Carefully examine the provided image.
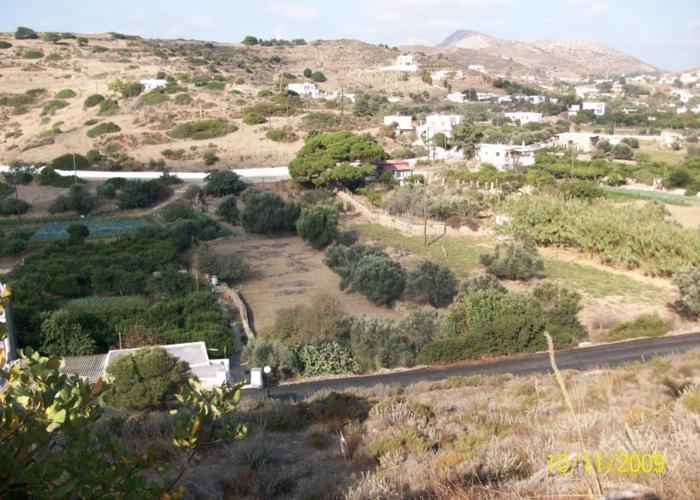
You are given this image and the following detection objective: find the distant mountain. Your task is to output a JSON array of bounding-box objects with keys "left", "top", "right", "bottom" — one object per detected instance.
[{"left": 428, "top": 29, "right": 658, "bottom": 77}]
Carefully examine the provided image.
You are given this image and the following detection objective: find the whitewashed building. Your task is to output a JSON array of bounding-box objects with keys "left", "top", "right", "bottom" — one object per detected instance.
[
  {"left": 583, "top": 101, "right": 606, "bottom": 116},
  {"left": 505, "top": 112, "right": 543, "bottom": 124},
  {"left": 568, "top": 104, "right": 581, "bottom": 117},
  {"left": 468, "top": 64, "right": 486, "bottom": 73},
  {"left": 447, "top": 91, "right": 466, "bottom": 103},
  {"left": 380, "top": 54, "right": 418, "bottom": 72},
  {"left": 383, "top": 115, "right": 413, "bottom": 131},
  {"left": 477, "top": 144, "right": 537, "bottom": 171},
  {"left": 418, "top": 114, "right": 464, "bottom": 140},
  {"left": 287, "top": 83, "right": 322, "bottom": 98},
  {"left": 140, "top": 79, "right": 168, "bottom": 92}
]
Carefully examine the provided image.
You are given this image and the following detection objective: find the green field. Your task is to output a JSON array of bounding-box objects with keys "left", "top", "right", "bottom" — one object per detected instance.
[
  {"left": 603, "top": 186, "right": 697, "bottom": 206},
  {"left": 354, "top": 223, "right": 661, "bottom": 299}
]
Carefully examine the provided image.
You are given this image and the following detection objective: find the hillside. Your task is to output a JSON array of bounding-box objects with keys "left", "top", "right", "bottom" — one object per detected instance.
[{"left": 432, "top": 29, "right": 658, "bottom": 77}]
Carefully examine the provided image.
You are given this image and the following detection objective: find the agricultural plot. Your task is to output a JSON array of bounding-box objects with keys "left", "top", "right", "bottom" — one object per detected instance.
[{"left": 30, "top": 217, "right": 151, "bottom": 241}]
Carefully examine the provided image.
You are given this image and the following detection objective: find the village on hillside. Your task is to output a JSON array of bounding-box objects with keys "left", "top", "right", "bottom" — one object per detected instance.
[{"left": 2, "top": 19, "right": 700, "bottom": 500}]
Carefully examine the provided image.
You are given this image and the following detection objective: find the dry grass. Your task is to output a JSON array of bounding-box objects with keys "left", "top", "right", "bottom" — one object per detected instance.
[{"left": 104, "top": 349, "right": 700, "bottom": 499}]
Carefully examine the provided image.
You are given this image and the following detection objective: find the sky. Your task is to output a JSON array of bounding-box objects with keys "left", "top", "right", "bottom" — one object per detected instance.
[{"left": 2, "top": 0, "right": 699, "bottom": 70}]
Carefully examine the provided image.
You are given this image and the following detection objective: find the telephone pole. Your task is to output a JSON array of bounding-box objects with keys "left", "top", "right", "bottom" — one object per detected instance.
[{"left": 423, "top": 173, "right": 428, "bottom": 246}]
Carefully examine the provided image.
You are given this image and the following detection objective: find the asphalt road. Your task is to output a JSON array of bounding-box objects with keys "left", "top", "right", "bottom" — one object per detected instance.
[{"left": 246, "top": 332, "right": 700, "bottom": 399}]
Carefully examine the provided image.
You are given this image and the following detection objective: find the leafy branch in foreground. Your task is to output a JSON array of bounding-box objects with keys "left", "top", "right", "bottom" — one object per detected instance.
[{"left": 0, "top": 349, "right": 247, "bottom": 498}]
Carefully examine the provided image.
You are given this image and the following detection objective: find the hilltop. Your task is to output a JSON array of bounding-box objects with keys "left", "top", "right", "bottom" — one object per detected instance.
[{"left": 416, "top": 29, "right": 659, "bottom": 77}]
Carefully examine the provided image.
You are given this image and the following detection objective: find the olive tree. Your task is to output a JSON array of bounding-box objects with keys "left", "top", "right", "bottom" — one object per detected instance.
[
  {"left": 674, "top": 266, "right": 700, "bottom": 317},
  {"left": 296, "top": 203, "right": 339, "bottom": 249},
  {"left": 404, "top": 260, "right": 458, "bottom": 307}
]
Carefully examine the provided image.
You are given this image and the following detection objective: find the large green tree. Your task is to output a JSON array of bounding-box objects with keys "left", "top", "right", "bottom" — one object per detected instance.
[
  {"left": 288, "top": 131, "right": 385, "bottom": 187},
  {"left": 404, "top": 260, "right": 458, "bottom": 307}
]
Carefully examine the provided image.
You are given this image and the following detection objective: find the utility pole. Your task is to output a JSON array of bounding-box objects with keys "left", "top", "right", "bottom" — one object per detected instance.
[{"left": 423, "top": 173, "right": 428, "bottom": 246}]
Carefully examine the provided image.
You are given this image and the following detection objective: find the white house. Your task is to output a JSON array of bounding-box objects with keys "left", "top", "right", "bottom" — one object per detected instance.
[
  {"left": 476, "top": 144, "right": 537, "bottom": 171},
  {"left": 476, "top": 92, "right": 499, "bottom": 101},
  {"left": 555, "top": 132, "right": 600, "bottom": 152},
  {"left": 447, "top": 92, "right": 466, "bottom": 103},
  {"left": 287, "top": 82, "right": 321, "bottom": 98},
  {"left": 418, "top": 114, "right": 464, "bottom": 140},
  {"left": 383, "top": 115, "right": 413, "bottom": 131},
  {"left": 140, "top": 79, "right": 168, "bottom": 92},
  {"left": 505, "top": 112, "right": 543, "bottom": 124},
  {"left": 381, "top": 54, "right": 418, "bottom": 72},
  {"left": 568, "top": 104, "right": 581, "bottom": 117},
  {"left": 377, "top": 159, "right": 416, "bottom": 181},
  {"left": 525, "top": 95, "right": 547, "bottom": 105},
  {"left": 61, "top": 341, "right": 232, "bottom": 389},
  {"left": 671, "top": 89, "right": 694, "bottom": 104},
  {"left": 583, "top": 101, "right": 606, "bottom": 116},
  {"left": 575, "top": 85, "right": 599, "bottom": 99},
  {"left": 105, "top": 342, "right": 231, "bottom": 389},
  {"left": 468, "top": 64, "right": 486, "bottom": 73}
]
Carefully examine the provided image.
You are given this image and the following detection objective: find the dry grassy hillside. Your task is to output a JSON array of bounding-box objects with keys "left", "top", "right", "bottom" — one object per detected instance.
[
  {"left": 112, "top": 349, "right": 700, "bottom": 498},
  {"left": 0, "top": 33, "right": 494, "bottom": 170}
]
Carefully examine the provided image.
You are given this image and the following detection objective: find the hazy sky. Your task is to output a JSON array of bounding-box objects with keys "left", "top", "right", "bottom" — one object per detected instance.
[{"left": 2, "top": 0, "right": 699, "bottom": 70}]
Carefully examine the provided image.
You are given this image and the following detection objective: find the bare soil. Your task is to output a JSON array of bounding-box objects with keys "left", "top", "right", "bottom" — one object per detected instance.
[{"left": 207, "top": 233, "right": 403, "bottom": 333}]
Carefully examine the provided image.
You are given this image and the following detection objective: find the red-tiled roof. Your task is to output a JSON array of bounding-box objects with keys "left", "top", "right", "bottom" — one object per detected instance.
[{"left": 378, "top": 160, "right": 413, "bottom": 171}]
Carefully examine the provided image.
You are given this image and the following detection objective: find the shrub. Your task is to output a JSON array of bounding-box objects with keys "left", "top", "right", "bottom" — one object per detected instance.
[
  {"left": 54, "top": 89, "right": 77, "bottom": 99},
  {"left": 348, "top": 316, "right": 415, "bottom": 371},
  {"left": 97, "top": 99, "right": 118, "bottom": 116},
  {"left": 303, "top": 68, "right": 312, "bottom": 78},
  {"left": 479, "top": 239, "right": 545, "bottom": 280},
  {"left": 66, "top": 223, "right": 90, "bottom": 242},
  {"left": 140, "top": 91, "right": 169, "bottom": 105},
  {"left": 266, "top": 127, "right": 298, "bottom": 143},
  {"left": 351, "top": 254, "right": 406, "bottom": 305},
  {"left": 102, "top": 347, "right": 190, "bottom": 410},
  {"left": 673, "top": 267, "right": 700, "bottom": 317},
  {"left": 41, "top": 100, "right": 69, "bottom": 116},
  {"left": 606, "top": 313, "right": 668, "bottom": 341},
  {"left": 15, "top": 26, "right": 38, "bottom": 39},
  {"left": 460, "top": 274, "right": 507, "bottom": 296},
  {"left": 49, "top": 184, "right": 96, "bottom": 215},
  {"left": 50, "top": 153, "right": 89, "bottom": 171},
  {"left": 0, "top": 198, "right": 30, "bottom": 216},
  {"left": 168, "top": 119, "right": 237, "bottom": 140},
  {"left": 0, "top": 41, "right": 13, "bottom": 49},
  {"left": 242, "top": 111, "right": 267, "bottom": 125},
  {"left": 311, "top": 71, "right": 327, "bottom": 82},
  {"left": 39, "top": 310, "right": 96, "bottom": 357},
  {"left": 416, "top": 338, "right": 469, "bottom": 364},
  {"left": 296, "top": 342, "right": 358, "bottom": 376},
  {"left": 324, "top": 242, "right": 388, "bottom": 289},
  {"left": 203, "top": 151, "right": 218, "bottom": 166},
  {"left": 404, "top": 260, "right": 458, "bottom": 307},
  {"left": 296, "top": 204, "right": 339, "bottom": 249},
  {"left": 266, "top": 294, "right": 345, "bottom": 346},
  {"left": 240, "top": 189, "right": 300, "bottom": 234},
  {"left": 120, "top": 82, "right": 144, "bottom": 98},
  {"left": 117, "top": 180, "right": 171, "bottom": 209},
  {"left": 87, "top": 122, "right": 121, "bottom": 138},
  {"left": 302, "top": 112, "right": 343, "bottom": 131},
  {"left": 559, "top": 179, "right": 603, "bottom": 200},
  {"left": 532, "top": 282, "right": 587, "bottom": 345},
  {"left": 204, "top": 170, "right": 246, "bottom": 197},
  {"left": 37, "top": 166, "right": 75, "bottom": 188},
  {"left": 612, "top": 143, "right": 634, "bottom": 160},
  {"left": 215, "top": 196, "right": 239, "bottom": 224},
  {"left": 197, "top": 245, "right": 251, "bottom": 283},
  {"left": 206, "top": 81, "right": 225, "bottom": 91},
  {"left": 665, "top": 168, "right": 693, "bottom": 188},
  {"left": 23, "top": 49, "right": 44, "bottom": 59},
  {"left": 174, "top": 93, "right": 191, "bottom": 105},
  {"left": 242, "top": 337, "right": 299, "bottom": 379}
]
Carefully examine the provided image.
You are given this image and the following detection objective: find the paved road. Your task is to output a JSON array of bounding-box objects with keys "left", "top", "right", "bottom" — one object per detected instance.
[{"left": 245, "top": 332, "right": 700, "bottom": 399}]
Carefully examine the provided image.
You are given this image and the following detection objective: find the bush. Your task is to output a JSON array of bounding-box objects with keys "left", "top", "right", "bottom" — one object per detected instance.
[
  {"left": 242, "top": 337, "right": 300, "bottom": 379},
  {"left": 37, "top": 166, "right": 75, "bottom": 188},
  {"left": 296, "top": 342, "right": 358, "bottom": 376},
  {"left": 49, "top": 184, "right": 96, "bottom": 215},
  {"left": 87, "top": 122, "right": 121, "bottom": 138},
  {"left": 416, "top": 338, "right": 469, "bottom": 364},
  {"left": 665, "top": 168, "right": 693, "bottom": 188},
  {"left": 311, "top": 71, "right": 327, "bottom": 82},
  {"left": 460, "top": 274, "right": 507, "bottom": 296},
  {"left": 23, "top": 48, "right": 44, "bottom": 59},
  {"left": 197, "top": 245, "right": 251, "bottom": 283},
  {"left": 0, "top": 198, "right": 30, "bottom": 216},
  {"left": 240, "top": 189, "right": 300, "bottom": 234},
  {"left": 266, "top": 127, "right": 298, "bottom": 143},
  {"left": 97, "top": 99, "right": 118, "bottom": 116},
  {"left": 404, "top": 260, "right": 458, "bottom": 307},
  {"left": 203, "top": 151, "right": 218, "bottom": 166},
  {"left": 204, "top": 170, "right": 246, "bottom": 197},
  {"left": 169, "top": 119, "right": 237, "bottom": 140},
  {"left": 559, "top": 180, "right": 603, "bottom": 200},
  {"left": 348, "top": 316, "right": 415, "bottom": 371},
  {"left": 50, "top": 153, "right": 89, "bottom": 171},
  {"left": 351, "top": 254, "right": 406, "bottom": 305},
  {"left": 324, "top": 242, "right": 388, "bottom": 289},
  {"left": 303, "top": 68, "right": 312, "bottom": 78},
  {"left": 54, "top": 89, "right": 76, "bottom": 99},
  {"left": 296, "top": 204, "right": 339, "bottom": 249},
  {"left": 242, "top": 111, "right": 267, "bottom": 125},
  {"left": 15, "top": 26, "right": 38, "bottom": 39},
  {"left": 266, "top": 294, "right": 345, "bottom": 346},
  {"left": 612, "top": 143, "right": 634, "bottom": 160},
  {"left": 102, "top": 347, "right": 190, "bottom": 410},
  {"left": 40, "top": 310, "right": 96, "bottom": 357},
  {"left": 606, "top": 313, "right": 668, "bottom": 341},
  {"left": 0, "top": 41, "right": 13, "bottom": 49},
  {"left": 140, "top": 91, "right": 169, "bottom": 105},
  {"left": 673, "top": 267, "right": 700, "bottom": 317},
  {"left": 66, "top": 223, "right": 90, "bottom": 242},
  {"left": 120, "top": 82, "right": 144, "bottom": 98},
  {"left": 41, "top": 100, "right": 68, "bottom": 115},
  {"left": 117, "top": 180, "right": 171, "bottom": 209},
  {"left": 479, "top": 239, "right": 545, "bottom": 280},
  {"left": 215, "top": 196, "right": 239, "bottom": 224}
]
